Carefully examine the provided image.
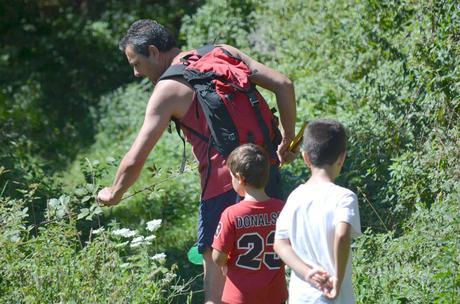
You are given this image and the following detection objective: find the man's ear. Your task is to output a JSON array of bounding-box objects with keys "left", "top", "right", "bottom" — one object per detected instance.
[{"left": 148, "top": 45, "right": 160, "bottom": 59}]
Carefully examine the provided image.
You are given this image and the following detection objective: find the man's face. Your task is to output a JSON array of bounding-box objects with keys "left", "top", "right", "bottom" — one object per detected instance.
[{"left": 125, "top": 45, "right": 158, "bottom": 83}]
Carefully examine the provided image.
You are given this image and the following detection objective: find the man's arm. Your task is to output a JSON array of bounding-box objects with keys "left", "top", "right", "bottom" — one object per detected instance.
[
  {"left": 274, "top": 238, "right": 330, "bottom": 290},
  {"left": 97, "top": 79, "right": 193, "bottom": 205},
  {"left": 219, "top": 44, "right": 297, "bottom": 164}
]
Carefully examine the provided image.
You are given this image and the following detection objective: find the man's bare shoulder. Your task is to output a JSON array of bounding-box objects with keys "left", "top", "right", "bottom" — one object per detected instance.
[{"left": 155, "top": 77, "right": 193, "bottom": 98}]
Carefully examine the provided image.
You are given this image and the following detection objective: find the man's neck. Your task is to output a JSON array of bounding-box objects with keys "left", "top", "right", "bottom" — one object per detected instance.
[{"left": 161, "top": 47, "right": 181, "bottom": 70}]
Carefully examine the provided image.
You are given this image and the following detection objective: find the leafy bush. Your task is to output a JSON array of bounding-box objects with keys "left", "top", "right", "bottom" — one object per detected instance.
[
  {"left": 0, "top": 0, "right": 202, "bottom": 187},
  {"left": 2, "top": 0, "right": 458, "bottom": 302},
  {"left": 61, "top": 79, "right": 204, "bottom": 300},
  {"left": 0, "top": 164, "right": 193, "bottom": 303},
  {"left": 180, "top": 0, "right": 459, "bottom": 302},
  {"left": 353, "top": 195, "right": 459, "bottom": 303},
  {"left": 181, "top": 0, "right": 256, "bottom": 49}
]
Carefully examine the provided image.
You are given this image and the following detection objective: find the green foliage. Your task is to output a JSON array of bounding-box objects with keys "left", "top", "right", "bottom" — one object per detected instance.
[
  {"left": 62, "top": 80, "right": 204, "bottom": 300},
  {"left": 2, "top": 0, "right": 458, "bottom": 302},
  {"left": 181, "top": 0, "right": 256, "bottom": 49},
  {"left": 353, "top": 194, "right": 460, "bottom": 303},
  {"left": 0, "top": 163, "right": 191, "bottom": 303},
  {"left": 180, "top": 0, "right": 459, "bottom": 301},
  {"left": 0, "top": 0, "right": 202, "bottom": 188},
  {"left": 69, "top": 79, "right": 201, "bottom": 226}
]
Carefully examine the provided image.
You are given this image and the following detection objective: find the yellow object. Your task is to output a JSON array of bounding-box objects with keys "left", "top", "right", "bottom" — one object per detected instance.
[{"left": 288, "top": 122, "right": 307, "bottom": 152}]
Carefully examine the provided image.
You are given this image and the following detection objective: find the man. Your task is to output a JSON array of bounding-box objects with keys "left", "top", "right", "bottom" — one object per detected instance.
[{"left": 97, "top": 19, "right": 296, "bottom": 303}]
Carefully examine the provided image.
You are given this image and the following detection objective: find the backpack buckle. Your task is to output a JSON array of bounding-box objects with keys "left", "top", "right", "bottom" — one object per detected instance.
[
  {"left": 247, "top": 88, "right": 259, "bottom": 107},
  {"left": 248, "top": 93, "right": 260, "bottom": 108}
]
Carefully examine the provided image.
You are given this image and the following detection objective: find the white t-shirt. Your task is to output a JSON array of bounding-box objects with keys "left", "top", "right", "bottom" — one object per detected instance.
[{"left": 275, "top": 182, "right": 361, "bottom": 304}]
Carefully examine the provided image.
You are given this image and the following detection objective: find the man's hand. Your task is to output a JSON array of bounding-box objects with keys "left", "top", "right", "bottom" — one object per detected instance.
[
  {"left": 97, "top": 187, "right": 121, "bottom": 206},
  {"left": 277, "top": 138, "right": 299, "bottom": 165}
]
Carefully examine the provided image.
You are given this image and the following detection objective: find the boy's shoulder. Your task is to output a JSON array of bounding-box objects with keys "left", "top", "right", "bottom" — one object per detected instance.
[
  {"left": 225, "top": 198, "right": 284, "bottom": 214},
  {"left": 287, "top": 182, "right": 356, "bottom": 202},
  {"left": 329, "top": 183, "right": 356, "bottom": 198},
  {"left": 266, "top": 197, "right": 285, "bottom": 206}
]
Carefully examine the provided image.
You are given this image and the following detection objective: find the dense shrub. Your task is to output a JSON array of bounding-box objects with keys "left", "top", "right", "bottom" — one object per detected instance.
[
  {"left": 0, "top": 166, "right": 192, "bottom": 303},
  {"left": 180, "top": 0, "right": 459, "bottom": 302},
  {"left": 1, "top": 0, "right": 458, "bottom": 302},
  {"left": 0, "top": 0, "right": 202, "bottom": 196},
  {"left": 353, "top": 196, "right": 459, "bottom": 303}
]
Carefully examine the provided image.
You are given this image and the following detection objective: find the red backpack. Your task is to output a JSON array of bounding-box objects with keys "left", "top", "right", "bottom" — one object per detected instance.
[{"left": 160, "top": 45, "right": 281, "bottom": 174}]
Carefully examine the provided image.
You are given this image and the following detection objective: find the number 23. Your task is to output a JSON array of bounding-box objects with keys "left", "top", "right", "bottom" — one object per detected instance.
[{"left": 236, "top": 231, "right": 282, "bottom": 270}]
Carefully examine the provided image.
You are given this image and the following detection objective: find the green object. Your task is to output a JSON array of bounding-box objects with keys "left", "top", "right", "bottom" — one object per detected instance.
[{"left": 187, "top": 245, "right": 203, "bottom": 265}]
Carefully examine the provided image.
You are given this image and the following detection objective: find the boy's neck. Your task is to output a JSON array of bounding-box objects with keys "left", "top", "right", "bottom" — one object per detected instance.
[
  {"left": 306, "top": 167, "right": 336, "bottom": 185},
  {"left": 243, "top": 186, "right": 270, "bottom": 202}
]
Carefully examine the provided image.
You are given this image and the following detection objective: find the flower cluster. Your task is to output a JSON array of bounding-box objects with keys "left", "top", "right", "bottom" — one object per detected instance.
[
  {"left": 112, "top": 228, "right": 137, "bottom": 238},
  {"left": 151, "top": 252, "right": 167, "bottom": 263},
  {"left": 146, "top": 219, "right": 162, "bottom": 232}
]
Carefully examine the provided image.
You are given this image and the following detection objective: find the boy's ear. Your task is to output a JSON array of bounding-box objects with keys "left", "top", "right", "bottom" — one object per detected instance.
[
  {"left": 302, "top": 151, "right": 312, "bottom": 168},
  {"left": 338, "top": 151, "right": 346, "bottom": 167},
  {"left": 235, "top": 172, "right": 246, "bottom": 185}
]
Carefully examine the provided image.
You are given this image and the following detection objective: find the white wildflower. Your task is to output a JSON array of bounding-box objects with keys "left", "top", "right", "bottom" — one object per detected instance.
[
  {"left": 171, "top": 285, "right": 185, "bottom": 292},
  {"left": 116, "top": 241, "right": 129, "bottom": 248},
  {"left": 112, "top": 228, "right": 137, "bottom": 238},
  {"left": 162, "top": 272, "right": 177, "bottom": 284},
  {"left": 146, "top": 219, "right": 162, "bottom": 232},
  {"left": 132, "top": 236, "right": 145, "bottom": 243},
  {"left": 120, "top": 263, "right": 131, "bottom": 268},
  {"left": 166, "top": 273, "right": 176, "bottom": 279},
  {"left": 130, "top": 236, "right": 150, "bottom": 248},
  {"left": 130, "top": 242, "right": 143, "bottom": 248},
  {"left": 145, "top": 235, "right": 156, "bottom": 242},
  {"left": 10, "top": 234, "right": 21, "bottom": 243},
  {"left": 151, "top": 253, "right": 167, "bottom": 262},
  {"left": 92, "top": 227, "right": 105, "bottom": 235}
]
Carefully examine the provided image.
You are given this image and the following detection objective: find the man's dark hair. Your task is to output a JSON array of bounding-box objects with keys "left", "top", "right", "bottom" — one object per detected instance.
[
  {"left": 303, "top": 119, "right": 347, "bottom": 167},
  {"left": 227, "top": 144, "right": 270, "bottom": 189},
  {"left": 119, "top": 19, "right": 177, "bottom": 56}
]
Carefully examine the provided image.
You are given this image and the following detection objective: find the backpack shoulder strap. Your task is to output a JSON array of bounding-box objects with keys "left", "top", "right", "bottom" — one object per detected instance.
[
  {"left": 159, "top": 64, "right": 187, "bottom": 81},
  {"left": 195, "top": 44, "right": 215, "bottom": 56},
  {"left": 247, "top": 86, "right": 279, "bottom": 161}
]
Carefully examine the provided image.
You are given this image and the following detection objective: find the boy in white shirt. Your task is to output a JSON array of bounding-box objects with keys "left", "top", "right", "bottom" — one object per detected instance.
[{"left": 274, "top": 119, "right": 361, "bottom": 303}]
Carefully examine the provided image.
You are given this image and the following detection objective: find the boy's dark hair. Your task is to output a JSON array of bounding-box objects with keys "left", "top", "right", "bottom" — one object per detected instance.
[
  {"left": 303, "top": 119, "right": 347, "bottom": 167},
  {"left": 119, "top": 19, "right": 177, "bottom": 57},
  {"left": 227, "top": 143, "right": 270, "bottom": 188}
]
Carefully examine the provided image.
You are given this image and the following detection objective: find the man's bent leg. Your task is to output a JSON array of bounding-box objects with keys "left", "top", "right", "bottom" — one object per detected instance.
[
  {"left": 203, "top": 248, "right": 225, "bottom": 304},
  {"left": 197, "top": 190, "right": 240, "bottom": 304}
]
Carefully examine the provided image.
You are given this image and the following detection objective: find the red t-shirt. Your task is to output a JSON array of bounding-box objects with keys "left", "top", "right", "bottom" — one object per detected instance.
[{"left": 212, "top": 199, "right": 288, "bottom": 304}]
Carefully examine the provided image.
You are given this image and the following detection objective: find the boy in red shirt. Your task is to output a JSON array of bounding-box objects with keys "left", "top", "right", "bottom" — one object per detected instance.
[
  {"left": 211, "top": 143, "right": 287, "bottom": 304},
  {"left": 212, "top": 144, "right": 330, "bottom": 304}
]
